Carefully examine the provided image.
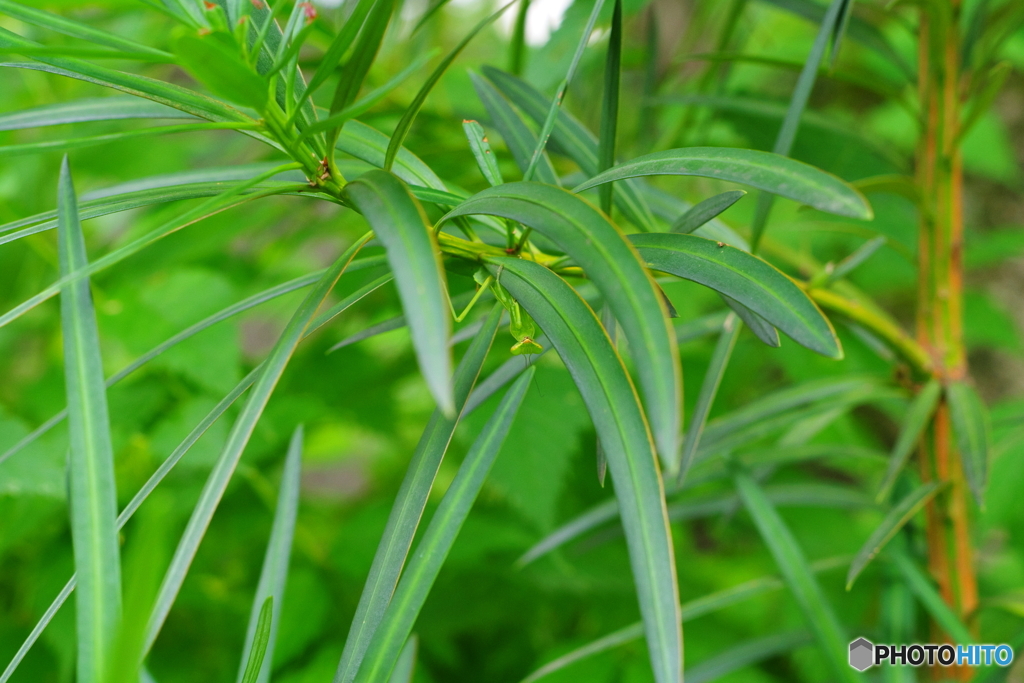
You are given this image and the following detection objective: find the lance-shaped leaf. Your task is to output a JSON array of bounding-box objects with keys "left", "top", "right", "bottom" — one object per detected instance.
[
  {"left": 573, "top": 147, "right": 872, "bottom": 220},
  {"left": 890, "top": 549, "right": 973, "bottom": 645},
  {"left": 447, "top": 183, "right": 681, "bottom": 468},
  {"left": 353, "top": 368, "right": 534, "bottom": 683},
  {"left": 631, "top": 233, "right": 841, "bottom": 358},
  {"left": 333, "top": 306, "right": 501, "bottom": 683},
  {"left": 947, "top": 381, "right": 991, "bottom": 507},
  {"left": 672, "top": 190, "right": 746, "bottom": 234},
  {"left": 488, "top": 257, "right": 681, "bottom": 683},
  {"left": 846, "top": 482, "right": 943, "bottom": 590},
  {"left": 470, "top": 73, "right": 559, "bottom": 186},
  {"left": 481, "top": 66, "right": 656, "bottom": 231},
  {"left": 722, "top": 294, "right": 781, "bottom": 348},
  {"left": 343, "top": 170, "right": 454, "bottom": 415},
  {"left": 239, "top": 598, "right": 273, "bottom": 683},
  {"left": 0, "top": 96, "right": 194, "bottom": 131},
  {"left": 876, "top": 380, "right": 941, "bottom": 502},
  {"left": 463, "top": 119, "right": 504, "bottom": 187},
  {"left": 236, "top": 427, "right": 303, "bottom": 683},
  {"left": 734, "top": 469, "right": 857, "bottom": 683},
  {"left": 143, "top": 234, "right": 372, "bottom": 655},
  {"left": 58, "top": 157, "right": 122, "bottom": 683}
]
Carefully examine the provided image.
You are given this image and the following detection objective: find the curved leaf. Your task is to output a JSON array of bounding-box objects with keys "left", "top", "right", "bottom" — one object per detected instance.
[
  {"left": 354, "top": 367, "right": 534, "bottom": 683},
  {"left": 631, "top": 233, "right": 841, "bottom": 358},
  {"left": 334, "top": 305, "right": 501, "bottom": 683},
  {"left": 876, "top": 380, "right": 941, "bottom": 502},
  {"left": 721, "top": 294, "right": 780, "bottom": 348},
  {"left": 488, "top": 257, "right": 681, "bottom": 683},
  {"left": 573, "top": 147, "right": 872, "bottom": 220},
  {"left": 447, "top": 183, "right": 681, "bottom": 467},
  {"left": 947, "top": 381, "right": 990, "bottom": 506},
  {"left": 337, "top": 120, "right": 447, "bottom": 190},
  {"left": 58, "top": 158, "right": 122, "bottom": 683},
  {"left": 343, "top": 170, "right": 454, "bottom": 414},
  {"left": 847, "top": 482, "right": 943, "bottom": 590},
  {"left": 672, "top": 190, "right": 746, "bottom": 234}
]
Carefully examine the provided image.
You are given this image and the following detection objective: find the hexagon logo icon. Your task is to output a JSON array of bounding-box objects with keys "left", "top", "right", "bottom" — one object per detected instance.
[{"left": 849, "top": 637, "right": 874, "bottom": 671}]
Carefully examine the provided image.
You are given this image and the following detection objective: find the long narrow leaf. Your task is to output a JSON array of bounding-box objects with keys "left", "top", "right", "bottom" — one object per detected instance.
[
  {"left": 489, "top": 257, "right": 681, "bottom": 683},
  {"left": 387, "top": 636, "right": 418, "bottom": 683},
  {"left": 463, "top": 119, "right": 504, "bottom": 187},
  {"left": 574, "top": 147, "right": 872, "bottom": 220},
  {"left": 239, "top": 598, "right": 273, "bottom": 683},
  {"left": 143, "top": 234, "right": 372, "bottom": 655},
  {"left": 597, "top": 0, "right": 622, "bottom": 215},
  {"left": 876, "top": 380, "right": 941, "bottom": 502},
  {"left": 236, "top": 427, "right": 304, "bottom": 683},
  {"left": 688, "top": 631, "right": 811, "bottom": 683},
  {"left": 672, "top": 190, "right": 746, "bottom": 234},
  {"left": 947, "top": 381, "right": 990, "bottom": 506},
  {"left": 58, "top": 157, "right": 122, "bottom": 683},
  {"left": 733, "top": 469, "right": 857, "bottom": 683},
  {"left": 343, "top": 170, "right": 453, "bottom": 414},
  {"left": 890, "top": 548, "right": 973, "bottom": 645},
  {"left": 846, "top": 482, "right": 943, "bottom": 590},
  {"left": 353, "top": 368, "right": 534, "bottom": 683},
  {"left": 0, "top": 122, "right": 256, "bottom": 159},
  {"left": 333, "top": 305, "right": 502, "bottom": 683},
  {"left": 447, "top": 183, "right": 682, "bottom": 468},
  {"left": 0, "top": 97, "right": 193, "bottom": 131},
  {"left": 631, "top": 233, "right": 842, "bottom": 358}
]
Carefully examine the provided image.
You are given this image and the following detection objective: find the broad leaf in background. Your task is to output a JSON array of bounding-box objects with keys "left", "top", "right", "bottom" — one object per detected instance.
[
  {"left": 489, "top": 257, "right": 681, "bottom": 683},
  {"left": 57, "top": 157, "right": 122, "bottom": 683},
  {"left": 343, "top": 170, "right": 454, "bottom": 415}
]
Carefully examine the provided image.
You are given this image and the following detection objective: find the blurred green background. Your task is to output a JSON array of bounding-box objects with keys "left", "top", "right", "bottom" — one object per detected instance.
[{"left": 1, "top": 0, "right": 1022, "bottom": 681}]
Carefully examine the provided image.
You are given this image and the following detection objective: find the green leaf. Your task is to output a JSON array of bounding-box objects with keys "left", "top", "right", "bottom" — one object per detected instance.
[
  {"left": 239, "top": 597, "right": 273, "bottom": 683},
  {"left": 447, "top": 183, "right": 682, "bottom": 468},
  {"left": 327, "top": 0, "right": 393, "bottom": 146},
  {"left": 733, "top": 469, "right": 857, "bottom": 683},
  {"left": 333, "top": 305, "right": 501, "bottom": 683},
  {"left": 337, "top": 120, "right": 448, "bottom": 190},
  {"left": 947, "top": 381, "right": 990, "bottom": 507},
  {"left": 481, "top": 66, "right": 656, "bottom": 231},
  {"left": 0, "top": 121, "right": 257, "bottom": 159},
  {"left": 722, "top": 294, "right": 780, "bottom": 348},
  {"left": 876, "top": 380, "right": 941, "bottom": 502},
  {"left": 470, "top": 72, "right": 559, "bottom": 186},
  {"left": 959, "top": 61, "right": 1012, "bottom": 143},
  {"left": 0, "top": 164, "right": 303, "bottom": 329},
  {"left": 463, "top": 119, "right": 504, "bottom": 187},
  {"left": 846, "top": 482, "right": 943, "bottom": 590},
  {"left": 383, "top": 0, "right": 517, "bottom": 172},
  {"left": 174, "top": 31, "right": 268, "bottom": 110},
  {"left": 573, "top": 147, "right": 872, "bottom": 220},
  {"left": 677, "top": 314, "right": 741, "bottom": 483},
  {"left": 142, "top": 234, "right": 372, "bottom": 655},
  {"left": 343, "top": 170, "right": 454, "bottom": 414},
  {"left": 0, "top": 96, "right": 194, "bottom": 131},
  {"left": 672, "top": 190, "right": 746, "bottom": 234},
  {"left": 0, "top": 33, "right": 251, "bottom": 123},
  {"left": 0, "top": 0, "right": 173, "bottom": 59},
  {"left": 353, "top": 367, "right": 534, "bottom": 683},
  {"left": 631, "top": 233, "right": 842, "bottom": 358},
  {"left": 237, "top": 427, "right": 303, "bottom": 683},
  {"left": 58, "top": 157, "right": 122, "bottom": 683},
  {"left": 597, "top": 0, "right": 622, "bottom": 215},
  {"left": 387, "top": 636, "right": 418, "bottom": 683},
  {"left": 890, "top": 548, "right": 973, "bottom": 645},
  {"left": 487, "top": 257, "right": 681, "bottom": 683},
  {"left": 688, "top": 631, "right": 811, "bottom": 683},
  {"left": 300, "top": 0, "right": 376, "bottom": 99},
  {"left": 817, "top": 235, "right": 886, "bottom": 286}
]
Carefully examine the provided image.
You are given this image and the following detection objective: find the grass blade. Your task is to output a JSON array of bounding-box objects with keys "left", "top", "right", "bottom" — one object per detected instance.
[
  {"left": 236, "top": 427, "right": 304, "bottom": 683},
  {"left": 240, "top": 597, "right": 273, "bottom": 683},
  {"left": 58, "top": 157, "right": 122, "bottom": 683},
  {"left": 672, "top": 190, "right": 746, "bottom": 234},
  {"left": 677, "top": 314, "right": 741, "bottom": 483},
  {"left": 947, "top": 381, "right": 991, "bottom": 506},
  {"left": 447, "top": 183, "right": 682, "bottom": 468},
  {"left": 876, "top": 379, "right": 941, "bottom": 502},
  {"left": 143, "top": 233, "right": 372, "bottom": 655},
  {"left": 890, "top": 548, "right": 973, "bottom": 644},
  {"left": 353, "top": 367, "right": 534, "bottom": 683},
  {"left": 0, "top": 96, "right": 193, "bottom": 130},
  {"left": 383, "top": 0, "right": 517, "bottom": 172},
  {"left": 333, "top": 304, "right": 501, "bottom": 683},
  {"left": 597, "top": 0, "right": 622, "bottom": 215},
  {"left": 343, "top": 170, "right": 454, "bottom": 415},
  {"left": 481, "top": 66, "right": 656, "bottom": 231},
  {"left": 631, "top": 233, "right": 841, "bottom": 358},
  {"left": 846, "top": 482, "right": 943, "bottom": 590},
  {"left": 489, "top": 258, "right": 681, "bottom": 683},
  {"left": 733, "top": 468, "right": 857, "bottom": 683},
  {"left": 573, "top": 147, "right": 871, "bottom": 220},
  {"left": 470, "top": 72, "right": 559, "bottom": 185},
  {"left": 463, "top": 119, "right": 504, "bottom": 187},
  {"left": 387, "top": 636, "right": 418, "bottom": 683}
]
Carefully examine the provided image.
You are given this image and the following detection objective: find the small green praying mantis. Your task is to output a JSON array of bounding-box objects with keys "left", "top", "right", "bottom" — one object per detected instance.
[{"left": 450, "top": 267, "right": 543, "bottom": 355}]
